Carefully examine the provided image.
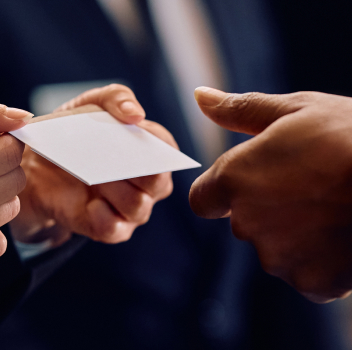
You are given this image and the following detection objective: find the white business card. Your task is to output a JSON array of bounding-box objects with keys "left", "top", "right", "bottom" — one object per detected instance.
[{"left": 10, "top": 111, "right": 201, "bottom": 185}]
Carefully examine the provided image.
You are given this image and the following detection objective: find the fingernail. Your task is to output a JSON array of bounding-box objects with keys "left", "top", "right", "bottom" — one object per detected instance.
[
  {"left": 6, "top": 107, "right": 34, "bottom": 122},
  {"left": 194, "top": 87, "right": 228, "bottom": 106},
  {"left": 119, "top": 101, "right": 145, "bottom": 117}
]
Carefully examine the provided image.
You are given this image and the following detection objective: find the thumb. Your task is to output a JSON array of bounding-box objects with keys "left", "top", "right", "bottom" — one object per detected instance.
[
  {"left": 55, "top": 85, "right": 145, "bottom": 125},
  {"left": 194, "top": 87, "right": 306, "bottom": 135},
  {"left": 0, "top": 105, "right": 34, "bottom": 132}
]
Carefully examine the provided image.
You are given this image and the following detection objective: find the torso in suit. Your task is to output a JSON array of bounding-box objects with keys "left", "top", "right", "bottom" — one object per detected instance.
[{"left": 0, "top": 0, "right": 346, "bottom": 349}]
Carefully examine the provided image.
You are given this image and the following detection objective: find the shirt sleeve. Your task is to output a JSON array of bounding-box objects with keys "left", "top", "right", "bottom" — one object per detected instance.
[{"left": 14, "top": 239, "right": 55, "bottom": 261}]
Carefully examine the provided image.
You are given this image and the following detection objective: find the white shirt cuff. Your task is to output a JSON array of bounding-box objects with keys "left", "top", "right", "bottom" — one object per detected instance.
[{"left": 14, "top": 239, "right": 55, "bottom": 261}]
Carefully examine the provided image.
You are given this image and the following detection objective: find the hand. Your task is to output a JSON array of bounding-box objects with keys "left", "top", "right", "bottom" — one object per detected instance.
[
  {"left": 189, "top": 87, "right": 352, "bottom": 303},
  {"left": 0, "top": 106, "right": 34, "bottom": 256},
  {"left": 10, "top": 84, "right": 176, "bottom": 247}
]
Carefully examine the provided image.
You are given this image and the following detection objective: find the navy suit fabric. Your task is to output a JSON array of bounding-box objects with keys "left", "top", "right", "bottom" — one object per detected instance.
[
  {"left": 0, "top": 0, "right": 346, "bottom": 349},
  {"left": 0, "top": 226, "right": 86, "bottom": 323}
]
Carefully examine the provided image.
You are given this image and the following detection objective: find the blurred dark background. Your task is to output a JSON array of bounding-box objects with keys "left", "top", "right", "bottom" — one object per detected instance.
[{"left": 0, "top": 0, "right": 352, "bottom": 349}]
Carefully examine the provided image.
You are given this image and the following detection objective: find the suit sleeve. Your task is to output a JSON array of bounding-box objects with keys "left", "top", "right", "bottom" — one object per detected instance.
[{"left": 0, "top": 224, "right": 87, "bottom": 322}]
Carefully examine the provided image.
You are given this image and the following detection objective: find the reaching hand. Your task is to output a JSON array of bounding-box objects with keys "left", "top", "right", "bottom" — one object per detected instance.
[{"left": 189, "top": 87, "right": 352, "bottom": 303}]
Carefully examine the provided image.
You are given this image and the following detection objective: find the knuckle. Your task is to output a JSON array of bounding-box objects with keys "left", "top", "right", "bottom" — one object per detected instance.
[
  {"left": 141, "top": 173, "right": 160, "bottom": 189},
  {"left": 90, "top": 215, "right": 136, "bottom": 244},
  {"left": 138, "top": 208, "right": 152, "bottom": 225},
  {"left": 133, "top": 195, "right": 153, "bottom": 224},
  {"left": 117, "top": 229, "right": 134, "bottom": 243},
  {"left": 132, "top": 191, "right": 148, "bottom": 210},
  {"left": 289, "top": 91, "right": 319, "bottom": 106},
  {"left": 88, "top": 217, "right": 118, "bottom": 243},
  {"left": 100, "top": 227, "right": 134, "bottom": 244},
  {"left": 91, "top": 226, "right": 116, "bottom": 243},
  {"left": 106, "top": 83, "right": 133, "bottom": 96},
  {"left": 155, "top": 173, "right": 174, "bottom": 199},
  {"left": 164, "top": 178, "right": 174, "bottom": 197},
  {"left": 226, "top": 92, "right": 262, "bottom": 114}
]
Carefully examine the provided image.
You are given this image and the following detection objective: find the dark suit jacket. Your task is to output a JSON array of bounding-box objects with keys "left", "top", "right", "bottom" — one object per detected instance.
[
  {"left": 0, "top": 0, "right": 347, "bottom": 349},
  {"left": 0, "top": 226, "right": 86, "bottom": 323}
]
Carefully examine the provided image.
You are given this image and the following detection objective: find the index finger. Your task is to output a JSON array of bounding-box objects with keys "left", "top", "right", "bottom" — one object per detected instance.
[
  {"left": 189, "top": 144, "right": 243, "bottom": 219},
  {"left": 189, "top": 164, "right": 232, "bottom": 219},
  {"left": 55, "top": 84, "right": 146, "bottom": 124},
  {"left": 189, "top": 136, "right": 258, "bottom": 219}
]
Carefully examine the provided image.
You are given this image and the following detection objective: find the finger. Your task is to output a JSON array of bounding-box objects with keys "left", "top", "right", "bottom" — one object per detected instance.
[
  {"left": 0, "top": 167, "right": 26, "bottom": 206},
  {"left": 194, "top": 87, "right": 315, "bottom": 135},
  {"left": 87, "top": 198, "right": 136, "bottom": 243},
  {"left": 0, "top": 196, "right": 21, "bottom": 227},
  {"left": 94, "top": 181, "right": 153, "bottom": 224},
  {"left": 189, "top": 138, "right": 253, "bottom": 219},
  {"left": 0, "top": 231, "right": 7, "bottom": 256},
  {"left": 138, "top": 119, "right": 179, "bottom": 149},
  {"left": 0, "top": 196, "right": 20, "bottom": 256},
  {"left": 128, "top": 172, "right": 173, "bottom": 201},
  {"left": 189, "top": 170, "right": 231, "bottom": 219},
  {"left": 0, "top": 135, "right": 25, "bottom": 176},
  {"left": 0, "top": 105, "right": 34, "bottom": 132},
  {"left": 56, "top": 84, "right": 145, "bottom": 124},
  {"left": 189, "top": 152, "right": 237, "bottom": 219}
]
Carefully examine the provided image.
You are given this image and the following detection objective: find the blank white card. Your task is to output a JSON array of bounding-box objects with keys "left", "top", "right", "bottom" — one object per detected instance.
[{"left": 10, "top": 111, "right": 201, "bottom": 185}]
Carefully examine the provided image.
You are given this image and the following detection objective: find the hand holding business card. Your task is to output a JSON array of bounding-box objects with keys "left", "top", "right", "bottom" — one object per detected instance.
[{"left": 9, "top": 103, "right": 200, "bottom": 247}]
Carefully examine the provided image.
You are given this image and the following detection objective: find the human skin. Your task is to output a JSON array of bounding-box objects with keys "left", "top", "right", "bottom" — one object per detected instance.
[
  {"left": 189, "top": 87, "right": 352, "bottom": 303},
  {"left": 9, "top": 84, "right": 177, "bottom": 247},
  {"left": 0, "top": 106, "right": 34, "bottom": 256}
]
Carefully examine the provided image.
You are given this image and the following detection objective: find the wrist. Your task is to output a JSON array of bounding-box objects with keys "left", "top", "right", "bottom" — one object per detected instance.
[
  {"left": 10, "top": 213, "right": 72, "bottom": 247},
  {"left": 11, "top": 221, "right": 72, "bottom": 247}
]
